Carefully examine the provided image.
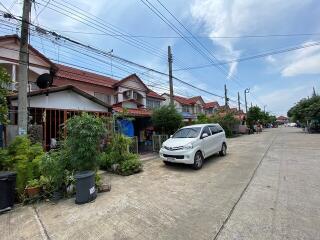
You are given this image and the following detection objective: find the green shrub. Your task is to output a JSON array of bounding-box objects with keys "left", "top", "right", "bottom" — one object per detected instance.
[
  {"left": 26, "top": 179, "right": 40, "bottom": 188},
  {"left": 2, "top": 135, "right": 44, "bottom": 196},
  {"left": 152, "top": 105, "right": 183, "bottom": 134},
  {"left": 99, "top": 151, "right": 114, "bottom": 169},
  {"left": 0, "top": 148, "right": 8, "bottom": 170},
  {"left": 100, "top": 134, "right": 143, "bottom": 175},
  {"left": 40, "top": 150, "right": 67, "bottom": 192},
  {"left": 118, "top": 154, "right": 142, "bottom": 176},
  {"left": 66, "top": 113, "right": 105, "bottom": 172}
]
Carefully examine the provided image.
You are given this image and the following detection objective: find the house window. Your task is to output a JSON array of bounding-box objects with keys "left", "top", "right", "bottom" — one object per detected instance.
[
  {"left": 94, "top": 92, "right": 111, "bottom": 104},
  {"left": 147, "top": 99, "right": 161, "bottom": 109},
  {"left": 182, "top": 105, "right": 189, "bottom": 113},
  {"left": 133, "top": 92, "right": 138, "bottom": 100}
]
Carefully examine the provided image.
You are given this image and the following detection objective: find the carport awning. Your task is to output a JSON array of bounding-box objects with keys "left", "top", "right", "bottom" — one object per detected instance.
[{"left": 113, "top": 107, "right": 152, "bottom": 117}]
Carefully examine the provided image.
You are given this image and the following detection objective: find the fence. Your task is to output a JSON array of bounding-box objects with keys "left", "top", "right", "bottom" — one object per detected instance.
[
  {"left": 129, "top": 136, "right": 138, "bottom": 154},
  {"left": 152, "top": 135, "right": 169, "bottom": 152}
]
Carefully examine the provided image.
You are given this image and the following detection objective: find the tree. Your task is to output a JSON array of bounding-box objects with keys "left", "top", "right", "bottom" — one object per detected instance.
[
  {"left": 66, "top": 113, "right": 106, "bottom": 172},
  {"left": 0, "top": 67, "right": 11, "bottom": 124},
  {"left": 288, "top": 95, "right": 320, "bottom": 124},
  {"left": 211, "top": 112, "right": 240, "bottom": 137},
  {"left": 246, "top": 106, "right": 264, "bottom": 127},
  {"left": 151, "top": 105, "right": 183, "bottom": 134}
]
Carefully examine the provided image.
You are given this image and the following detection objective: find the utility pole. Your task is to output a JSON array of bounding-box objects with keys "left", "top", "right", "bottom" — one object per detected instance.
[
  {"left": 263, "top": 105, "right": 267, "bottom": 113},
  {"left": 237, "top": 92, "right": 241, "bottom": 111},
  {"left": 168, "top": 46, "right": 174, "bottom": 106},
  {"left": 244, "top": 88, "right": 250, "bottom": 113},
  {"left": 224, "top": 84, "right": 229, "bottom": 108},
  {"left": 17, "top": 0, "right": 31, "bottom": 135},
  {"left": 312, "top": 86, "right": 316, "bottom": 97}
]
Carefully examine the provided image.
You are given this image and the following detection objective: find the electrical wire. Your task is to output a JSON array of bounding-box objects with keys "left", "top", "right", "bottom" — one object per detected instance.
[{"left": 0, "top": 12, "right": 243, "bottom": 105}]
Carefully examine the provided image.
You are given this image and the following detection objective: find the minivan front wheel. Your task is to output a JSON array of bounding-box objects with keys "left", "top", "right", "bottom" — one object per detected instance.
[
  {"left": 219, "top": 143, "right": 227, "bottom": 156},
  {"left": 193, "top": 151, "right": 203, "bottom": 170}
]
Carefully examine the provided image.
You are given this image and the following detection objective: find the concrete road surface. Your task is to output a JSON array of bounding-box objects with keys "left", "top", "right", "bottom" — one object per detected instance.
[{"left": 1, "top": 127, "right": 319, "bottom": 240}]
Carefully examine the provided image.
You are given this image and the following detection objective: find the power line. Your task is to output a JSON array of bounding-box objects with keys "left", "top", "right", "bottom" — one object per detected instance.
[
  {"left": 141, "top": 0, "right": 246, "bottom": 103},
  {"left": 174, "top": 41, "right": 320, "bottom": 71},
  {"left": 0, "top": 12, "right": 243, "bottom": 104},
  {"left": 34, "top": 30, "right": 320, "bottom": 39},
  {"left": 34, "top": 0, "right": 190, "bottom": 69}
]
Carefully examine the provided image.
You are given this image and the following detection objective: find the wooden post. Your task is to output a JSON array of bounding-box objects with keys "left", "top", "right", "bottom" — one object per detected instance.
[{"left": 63, "top": 110, "right": 67, "bottom": 138}]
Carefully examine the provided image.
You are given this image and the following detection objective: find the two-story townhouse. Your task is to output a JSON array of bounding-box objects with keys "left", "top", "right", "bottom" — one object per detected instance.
[
  {"left": 204, "top": 101, "right": 220, "bottom": 115},
  {"left": 161, "top": 93, "right": 205, "bottom": 121},
  {"left": 0, "top": 34, "right": 165, "bottom": 151}
]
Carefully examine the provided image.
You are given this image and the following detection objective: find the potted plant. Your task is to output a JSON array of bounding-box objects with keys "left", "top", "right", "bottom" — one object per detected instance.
[
  {"left": 39, "top": 149, "right": 67, "bottom": 201},
  {"left": 66, "top": 113, "right": 105, "bottom": 204},
  {"left": 25, "top": 179, "right": 41, "bottom": 198}
]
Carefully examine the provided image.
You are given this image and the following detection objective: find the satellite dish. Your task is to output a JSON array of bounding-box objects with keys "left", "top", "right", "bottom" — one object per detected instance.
[{"left": 36, "top": 73, "right": 53, "bottom": 89}]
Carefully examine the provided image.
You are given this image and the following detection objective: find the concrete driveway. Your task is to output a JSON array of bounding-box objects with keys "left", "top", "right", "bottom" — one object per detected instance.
[{"left": 1, "top": 127, "right": 320, "bottom": 240}]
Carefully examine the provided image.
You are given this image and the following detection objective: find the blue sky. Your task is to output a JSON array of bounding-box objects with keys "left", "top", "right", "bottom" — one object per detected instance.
[{"left": 1, "top": 0, "right": 320, "bottom": 116}]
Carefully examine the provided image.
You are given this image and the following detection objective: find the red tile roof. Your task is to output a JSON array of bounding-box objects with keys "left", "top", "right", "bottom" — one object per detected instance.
[
  {"left": 1, "top": 34, "right": 164, "bottom": 100},
  {"left": 55, "top": 64, "right": 118, "bottom": 87},
  {"left": 173, "top": 95, "right": 192, "bottom": 105},
  {"left": 186, "top": 96, "right": 204, "bottom": 104},
  {"left": 55, "top": 65, "right": 164, "bottom": 100},
  {"left": 204, "top": 101, "right": 220, "bottom": 109},
  {"left": 113, "top": 107, "right": 152, "bottom": 117},
  {"left": 147, "top": 90, "right": 165, "bottom": 100}
]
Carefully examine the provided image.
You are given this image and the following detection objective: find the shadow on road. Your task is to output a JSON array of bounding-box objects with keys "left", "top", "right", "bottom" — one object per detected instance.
[{"left": 161, "top": 153, "right": 224, "bottom": 172}]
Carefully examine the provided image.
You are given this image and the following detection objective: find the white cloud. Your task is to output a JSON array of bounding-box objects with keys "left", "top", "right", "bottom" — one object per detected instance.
[
  {"left": 281, "top": 42, "right": 320, "bottom": 77},
  {"left": 190, "top": 0, "right": 313, "bottom": 79},
  {"left": 266, "top": 55, "right": 276, "bottom": 64},
  {"left": 254, "top": 85, "right": 313, "bottom": 115}
]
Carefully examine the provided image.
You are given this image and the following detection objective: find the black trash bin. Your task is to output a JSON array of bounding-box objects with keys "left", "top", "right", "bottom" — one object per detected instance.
[
  {"left": 74, "top": 171, "right": 96, "bottom": 204},
  {"left": 0, "top": 171, "right": 17, "bottom": 213}
]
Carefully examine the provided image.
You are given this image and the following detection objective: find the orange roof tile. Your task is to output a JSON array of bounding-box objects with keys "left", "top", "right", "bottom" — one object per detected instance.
[
  {"left": 55, "top": 64, "right": 118, "bottom": 87},
  {"left": 204, "top": 101, "right": 220, "bottom": 109}
]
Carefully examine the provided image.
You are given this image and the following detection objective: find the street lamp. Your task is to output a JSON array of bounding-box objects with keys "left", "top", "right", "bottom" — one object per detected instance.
[{"left": 244, "top": 88, "right": 250, "bottom": 113}]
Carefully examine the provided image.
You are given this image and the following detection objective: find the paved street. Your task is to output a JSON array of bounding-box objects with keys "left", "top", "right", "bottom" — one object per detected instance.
[{"left": 1, "top": 127, "right": 320, "bottom": 240}]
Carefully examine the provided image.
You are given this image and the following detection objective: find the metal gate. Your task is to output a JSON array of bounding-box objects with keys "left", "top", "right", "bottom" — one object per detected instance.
[
  {"left": 129, "top": 136, "right": 138, "bottom": 154},
  {"left": 152, "top": 135, "right": 168, "bottom": 152}
]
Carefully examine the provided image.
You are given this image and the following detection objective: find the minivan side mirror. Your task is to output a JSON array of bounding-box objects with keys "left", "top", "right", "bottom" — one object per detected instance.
[{"left": 201, "top": 133, "right": 208, "bottom": 139}]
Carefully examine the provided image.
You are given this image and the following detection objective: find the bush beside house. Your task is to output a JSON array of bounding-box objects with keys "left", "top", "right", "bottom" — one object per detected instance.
[
  {"left": 193, "top": 112, "right": 240, "bottom": 137},
  {"left": 99, "top": 134, "right": 142, "bottom": 175},
  {"left": 151, "top": 105, "right": 183, "bottom": 135},
  {"left": 0, "top": 113, "right": 143, "bottom": 203}
]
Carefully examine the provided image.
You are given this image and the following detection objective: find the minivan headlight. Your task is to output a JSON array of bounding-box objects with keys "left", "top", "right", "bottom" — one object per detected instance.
[{"left": 184, "top": 143, "right": 193, "bottom": 149}]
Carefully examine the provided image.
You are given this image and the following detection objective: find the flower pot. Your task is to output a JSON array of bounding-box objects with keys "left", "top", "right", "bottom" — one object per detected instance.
[{"left": 25, "top": 186, "right": 40, "bottom": 198}]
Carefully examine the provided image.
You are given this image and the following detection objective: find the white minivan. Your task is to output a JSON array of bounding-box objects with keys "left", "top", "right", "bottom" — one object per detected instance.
[{"left": 159, "top": 124, "right": 227, "bottom": 170}]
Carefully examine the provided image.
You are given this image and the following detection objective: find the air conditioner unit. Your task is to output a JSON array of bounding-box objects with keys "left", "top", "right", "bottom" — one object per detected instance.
[{"left": 9, "top": 82, "right": 18, "bottom": 91}]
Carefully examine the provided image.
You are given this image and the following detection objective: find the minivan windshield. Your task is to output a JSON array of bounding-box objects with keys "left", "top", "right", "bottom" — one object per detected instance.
[{"left": 172, "top": 127, "right": 201, "bottom": 138}]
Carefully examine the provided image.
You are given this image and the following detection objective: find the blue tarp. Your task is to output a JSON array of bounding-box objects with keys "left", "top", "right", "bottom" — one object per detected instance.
[{"left": 117, "top": 120, "right": 134, "bottom": 137}]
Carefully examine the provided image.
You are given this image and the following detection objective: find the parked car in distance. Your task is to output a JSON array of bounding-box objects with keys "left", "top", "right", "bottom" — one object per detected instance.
[{"left": 159, "top": 124, "right": 227, "bottom": 170}]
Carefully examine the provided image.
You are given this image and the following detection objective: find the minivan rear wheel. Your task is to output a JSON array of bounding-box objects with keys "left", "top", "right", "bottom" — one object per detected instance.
[
  {"left": 219, "top": 143, "right": 227, "bottom": 156},
  {"left": 193, "top": 151, "right": 203, "bottom": 170}
]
